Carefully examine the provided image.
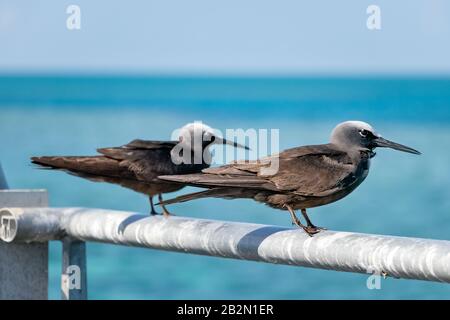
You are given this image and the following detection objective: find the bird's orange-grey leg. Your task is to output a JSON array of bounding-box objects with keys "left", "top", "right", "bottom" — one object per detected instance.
[
  {"left": 158, "top": 194, "right": 174, "bottom": 217},
  {"left": 301, "top": 208, "right": 327, "bottom": 234},
  {"left": 149, "top": 196, "right": 158, "bottom": 216},
  {"left": 285, "top": 205, "right": 315, "bottom": 237}
]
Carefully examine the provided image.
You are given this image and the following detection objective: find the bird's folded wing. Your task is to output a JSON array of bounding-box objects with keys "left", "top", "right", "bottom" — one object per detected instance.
[
  {"left": 158, "top": 173, "right": 278, "bottom": 190},
  {"left": 160, "top": 147, "right": 356, "bottom": 196},
  {"left": 253, "top": 145, "right": 355, "bottom": 195},
  {"left": 124, "top": 139, "right": 178, "bottom": 150},
  {"left": 96, "top": 140, "right": 180, "bottom": 181},
  {"left": 269, "top": 153, "right": 355, "bottom": 195},
  {"left": 97, "top": 139, "right": 177, "bottom": 160}
]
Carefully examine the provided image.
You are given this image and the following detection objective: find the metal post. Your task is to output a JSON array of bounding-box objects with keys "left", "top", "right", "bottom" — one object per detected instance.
[
  {"left": 0, "top": 162, "right": 48, "bottom": 300},
  {"left": 0, "top": 163, "right": 7, "bottom": 189},
  {"left": 61, "top": 238, "right": 87, "bottom": 300}
]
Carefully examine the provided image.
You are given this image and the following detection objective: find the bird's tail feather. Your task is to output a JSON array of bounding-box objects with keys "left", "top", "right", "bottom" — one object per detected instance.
[
  {"left": 157, "top": 189, "right": 219, "bottom": 205},
  {"left": 158, "top": 188, "right": 249, "bottom": 205},
  {"left": 30, "top": 156, "right": 126, "bottom": 178}
]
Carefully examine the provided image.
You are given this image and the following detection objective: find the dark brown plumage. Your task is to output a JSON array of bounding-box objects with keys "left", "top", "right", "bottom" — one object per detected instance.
[
  {"left": 31, "top": 123, "right": 248, "bottom": 215},
  {"left": 159, "top": 121, "right": 421, "bottom": 236},
  {"left": 31, "top": 139, "right": 208, "bottom": 215}
]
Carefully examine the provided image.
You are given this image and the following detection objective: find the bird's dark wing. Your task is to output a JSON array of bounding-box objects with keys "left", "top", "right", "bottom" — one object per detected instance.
[
  {"left": 125, "top": 139, "right": 178, "bottom": 150},
  {"left": 271, "top": 152, "right": 355, "bottom": 196},
  {"left": 160, "top": 144, "right": 356, "bottom": 197},
  {"left": 97, "top": 139, "right": 177, "bottom": 160},
  {"left": 94, "top": 139, "right": 182, "bottom": 181},
  {"left": 160, "top": 172, "right": 277, "bottom": 190},
  {"left": 32, "top": 139, "right": 181, "bottom": 185}
]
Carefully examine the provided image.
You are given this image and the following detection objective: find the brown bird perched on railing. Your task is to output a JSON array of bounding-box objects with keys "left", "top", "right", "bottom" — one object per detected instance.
[
  {"left": 158, "top": 121, "right": 421, "bottom": 236},
  {"left": 31, "top": 122, "right": 248, "bottom": 216}
]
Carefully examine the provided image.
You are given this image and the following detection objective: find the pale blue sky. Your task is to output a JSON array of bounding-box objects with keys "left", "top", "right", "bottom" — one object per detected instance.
[{"left": 0, "top": 0, "right": 449, "bottom": 74}]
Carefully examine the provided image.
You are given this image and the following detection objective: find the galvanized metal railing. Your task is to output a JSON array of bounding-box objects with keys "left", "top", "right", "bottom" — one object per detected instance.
[
  {"left": 2, "top": 206, "right": 450, "bottom": 283},
  {"left": 1, "top": 163, "right": 450, "bottom": 300}
]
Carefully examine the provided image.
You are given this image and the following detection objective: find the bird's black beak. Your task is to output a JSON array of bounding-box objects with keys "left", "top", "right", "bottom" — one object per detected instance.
[
  {"left": 215, "top": 137, "right": 250, "bottom": 150},
  {"left": 373, "top": 137, "right": 421, "bottom": 155}
]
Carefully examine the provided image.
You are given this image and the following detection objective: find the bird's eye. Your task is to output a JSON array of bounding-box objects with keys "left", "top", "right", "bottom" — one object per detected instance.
[{"left": 359, "top": 129, "right": 370, "bottom": 138}]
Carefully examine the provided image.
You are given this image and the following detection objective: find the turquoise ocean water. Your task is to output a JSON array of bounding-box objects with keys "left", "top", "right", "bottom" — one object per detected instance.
[{"left": 1, "top": 76, "right": 450, "bottom": 299}]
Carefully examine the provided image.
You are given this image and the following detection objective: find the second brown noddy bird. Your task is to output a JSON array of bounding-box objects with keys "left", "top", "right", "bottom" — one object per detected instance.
[
  {"left": 31, "top": 122, "right": 248, "bottom": 216},
  {"left": 158, "top": 121, "right": 421, "bottom": 235}
]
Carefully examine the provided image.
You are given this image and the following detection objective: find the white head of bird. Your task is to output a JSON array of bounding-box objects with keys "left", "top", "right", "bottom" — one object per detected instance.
[
  {"left": 330, "top": 121, "right": 421, "bottom": 156},
  {"left": 173, "top": 122, "right": 248, "bottom": 165}
]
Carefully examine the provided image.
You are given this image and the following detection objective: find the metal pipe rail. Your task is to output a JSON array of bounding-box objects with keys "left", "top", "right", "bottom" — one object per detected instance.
[{"left": 1, "top": 207, "right": 450, "bottom": 284}]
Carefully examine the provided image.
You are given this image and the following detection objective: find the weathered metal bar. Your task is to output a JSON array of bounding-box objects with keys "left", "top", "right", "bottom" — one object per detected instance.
[{"left": 1, "top": 206, "right": 450, "bottom": 284}]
